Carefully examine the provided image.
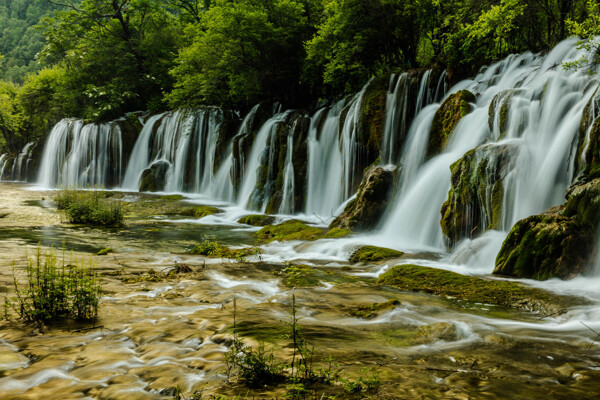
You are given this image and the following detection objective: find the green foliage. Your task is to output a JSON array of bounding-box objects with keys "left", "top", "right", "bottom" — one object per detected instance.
[
  {"left": 4, "top": 245, "right": 101, "bottom": 325},
  {"left": 55, "top": 189, "right": 124, "bottom": 227},
  {"left": 563, "top": 0, "right": 600, "bottom": 73}
]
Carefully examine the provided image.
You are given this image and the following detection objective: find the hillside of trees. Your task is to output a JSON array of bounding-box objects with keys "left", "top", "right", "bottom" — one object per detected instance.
[{"left": 1, "top": 0, "right": 599, "bottom": 154}]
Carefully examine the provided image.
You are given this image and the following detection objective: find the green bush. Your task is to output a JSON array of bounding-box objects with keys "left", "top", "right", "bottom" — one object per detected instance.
[
  {"left": 55, "top": 189, "right": 124, "bottom": 226},
  {"left": 4, "top": 246, "right": 101, "bottom": 325}
]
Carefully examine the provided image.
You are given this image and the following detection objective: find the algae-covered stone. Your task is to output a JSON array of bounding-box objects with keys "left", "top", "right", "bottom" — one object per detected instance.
[
  {"left": 428, "top": 90, "right": 476, "bottom": 158},
  {"left": 417, "top": 323, "right": 457, "bottom": 342},
  {"left": 330, "top": 166, "right": 396, "bottom": 231},
  {"left": 139, "top": 161, "right": 170, "bottom": 192},
  {"left": 493, "top": 212, "right": 594, "bottom": 280},
  {"left": 488, "top": 90, "right": 518, "bottom": 138},
  {"left": 378, "top": 264, "right": 585, "bottom": 314},
  {"left": 322, "top": 228, "right": 352, "bottom": 238},
  {"left": 97, "top": 248, "right": 113, "bottom": 256},
  {"left": 348, "top": 299, "right": 401, "bottom": 319},
  {"left": 237, "top": 214, "right": 276, "bottom": 227},
  {"left": 441, "top": 142, "right": 518, "bottom": 247},
  {"left": 564, "top": 177, "right": 600, "bottom": 228},
  {"left": 349, "top": 246, "right": 404, "bottom": 263},
  {"left": 256, "top": 219, "right": 324, "bottom": 242}
]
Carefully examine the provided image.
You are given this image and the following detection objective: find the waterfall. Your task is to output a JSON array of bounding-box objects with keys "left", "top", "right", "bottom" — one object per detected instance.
[
  {"left": 381, "top": 37, "right": 596, "bottom": 251},
  {"left": 279, "top": 122, "right": 296, "bottom": 214},
  {"left": 121, "top": 109, "right": 224, "bottom": 193},
  {"left": 0, "top": 154, "right": 7, "bottom": 180},
  {"left": 37, "top": 119, "right": 122, "bottom": 188}
]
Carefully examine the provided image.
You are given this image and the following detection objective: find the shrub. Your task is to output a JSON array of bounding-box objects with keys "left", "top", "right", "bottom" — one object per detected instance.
[
  {"left": 55, "top": 189, "right": 124, "bottom": 226},
  {"left": 4, "top": 246, "right": 101, "bottom": 325}
]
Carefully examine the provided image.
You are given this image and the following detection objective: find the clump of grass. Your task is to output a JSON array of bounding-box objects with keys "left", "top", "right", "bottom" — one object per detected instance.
[
  {"left": 56, "top": 189, "right": 124, "bottom": 227},
  {"left": 3, "top": 246, "right": 101, "bottom": 325}
]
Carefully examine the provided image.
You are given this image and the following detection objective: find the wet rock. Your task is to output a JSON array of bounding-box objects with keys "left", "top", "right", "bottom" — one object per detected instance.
[
  {"left": 348, "top": 299, "right": 401, "bottom": 319},
  {"left": 564, "top": 177, "right": 600, "bottom": 228},
  {"left": 493, "top": 211, "right": 594, "bottom": 280},
  {"left": 488, "top": 90, "right": 518, "bottom": 138},
  {"left": 428, "top": 90, "right": 476, "bottom": 158},
  {"left": 378, "top": 264, "right": 586, "bottom": 314},
  {"left": 237, "top": 214, "right": 276, "bottom": 226},
  {"left": 417, "top": 322, "right": 457, "bottom": 342},
  {"left": 441, "top": 142, "right": 518, "bottom": 247},
  {"left": 255, "top": 219, "right": 324, "bottom": 242},
  {"left": 330, "top": 166, "right": 396, "bottom": 231},
  {"left": 214, "top": 111, "right": 241, "bottom": 174},
  {"left": 139, "top": 160, "right": 170, "bottom": 192},
  {"left": 349, "top": 246, "right": 404, "bottom": 264},
  {"left": 575, "top": 85, "right": 600, "bottom": 177}
]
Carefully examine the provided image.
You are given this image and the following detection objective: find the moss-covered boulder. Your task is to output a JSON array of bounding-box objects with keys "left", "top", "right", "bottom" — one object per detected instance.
[
  {"left": 237, "top": 214, "right": 276, "bottom": 227},
  {"left": 564, "top": 177, "right": 600, "bottom": 228},
  {"left": 330, "top": 166, "right": 396, "bottom": 231},
  {"left": 256, "top": 219, "right": 325, "bottom": 242},
  {"left": 139, "top": 160, "right": 170, "bottom": 192},
  {"left": 493, "top": 211, "right": 594, "bottom": 280},
  {"left": 441, "top": 142, "right": 518, "bottom": 247},
  {"left": 378, "top": 264, "right": 586, "bottom": 314},
  {"left": 348, "top": 299, "right": 401, "bottom": 319},
  {"left": 427, "top": 90, "right": 476, "bottom": 158},
  {"left": 349, "top": 246, "right": 404, "bottom": 263}
]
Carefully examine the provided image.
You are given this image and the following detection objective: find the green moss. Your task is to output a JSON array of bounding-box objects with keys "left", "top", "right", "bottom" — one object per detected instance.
[
  {"left": 188, "top": 238, "right": 255, "bottom": 260},
  {"left": 322, "top": 228, "right": 352, "bottom": 238},
  {"left": 378, "top": 264, "right": 585, "bottom": 314},
  {"left": 349, "top": 246, "right": 404, "bottom": 263},
  {"left": 348, "top": 299, "right": 400, "bottom": 319},
  {"left": 360, "top": 76, "right": 388, "bottom": 155},
  {"left": 428, "top": 90, "right": 475, "bottom": 158},
  {"left": 237, "top": 214, "right": 276, "bottom": 227},
  {"left": 97, "top": 248, "right": 113, "bottom": 256},
  {"left": 160, "top": 194, "right": 186, "bottom": 201},
  {"left": 255, "top": 219, "right": 325, "bottom": 242},
  {"left": 280, "top": 265, "right": 321, "bottom": 287},
  {"left": 564, "top": 178, "right": 600, "bottom": 228}
]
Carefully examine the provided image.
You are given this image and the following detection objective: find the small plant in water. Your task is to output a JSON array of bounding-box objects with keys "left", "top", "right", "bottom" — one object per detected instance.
[
  {"left": 3, "top": 245, "right": 101, "bottom": 326},
  {"left": 55, "top": 187, "right": 123, "bottom": 227}
]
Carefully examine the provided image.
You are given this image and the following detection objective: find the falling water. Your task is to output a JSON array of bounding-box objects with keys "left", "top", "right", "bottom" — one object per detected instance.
[
  {"left": 381, "top": 38, "right": 597, "bottom": 253},
  {"left": 279, "top": 122, "right": 296, "bottom": 214},
  {"left": 0, "top": 154, "right": 6, "bottom": 180}
]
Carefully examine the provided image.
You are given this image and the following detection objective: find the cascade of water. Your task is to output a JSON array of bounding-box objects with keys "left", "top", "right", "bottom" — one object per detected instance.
[
  {"left": 230, "top": 104, "right": 260, "bottom": 193},
  {"left": 9, "top": 142, "right": 35, "bottom": 181},
  {"left": 381, "top": 37, "right": 595, "bottom": 253},
  {"left": 381, "top": 73, "right": 409, "bottom": 164},
  {"left": 37, "top": 120, "right": 122, "bottom": 188},
  {"left": 0, "top": 154, "right": 6, "bottom": 180},
  {"left": 279, "top": 121, "right": 296, "bottom": 214},
  {"left": 121, "top": 109, "right": 224, "bottom": 193},
  {"left": 237, "top": 114, "right": 287, "bottom": 208}
]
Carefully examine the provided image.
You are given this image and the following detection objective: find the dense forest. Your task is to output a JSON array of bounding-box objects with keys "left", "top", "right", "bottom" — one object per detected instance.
[{"left": 0, "top": 0, "right": 599, "bottom": 154}]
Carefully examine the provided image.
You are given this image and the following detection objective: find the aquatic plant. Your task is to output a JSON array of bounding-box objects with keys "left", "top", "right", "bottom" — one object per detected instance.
[
  {"left": 56, "top": 188, "right": 124, "bottom": 227},
  {"left": 4, "top": 245, "right": 101, "bottom": 325}
]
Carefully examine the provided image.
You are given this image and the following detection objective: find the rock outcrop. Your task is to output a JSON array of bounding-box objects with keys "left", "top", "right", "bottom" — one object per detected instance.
[
  {"left": 139, "top": 160, "right": 170, "bottom": 192},
  {"left": 441, "top": 142, "right": 518, "bottom": 247},
  {"left": 330, "top": 166, "right": 396, "bottom": 231},
  {"left": 493, "top": 208, "right": 594, "bottom": 280},
  {"left": 427, "top": 89, "right": 476, "bottom": 158}
]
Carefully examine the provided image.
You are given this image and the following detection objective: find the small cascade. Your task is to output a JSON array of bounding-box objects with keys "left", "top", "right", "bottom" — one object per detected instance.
[
  {"left": 381, "top": 73, "right": 410, "bottom": 164},
  {"left": 0, "top": 154, "right": 7, "bottom": 180},
  {"left": 279, "top": 123, "right": 296, "bottom": 214},
  {"left": 37, "top": 119, "right": 123, "bottom": 188}
]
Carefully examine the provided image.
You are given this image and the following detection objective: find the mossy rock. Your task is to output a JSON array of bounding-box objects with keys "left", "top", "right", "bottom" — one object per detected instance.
[
  {"left": 349, "top": 246, "right": 404, "bottom": 263},
  {"left": 417, "top": 322, "right": 457, "bottom": 342},
  {"left": 330, "top": 166, "right": 396, "bottom": 231},
  {"left": 359, "top": 76, "right": 389, "bottom": 156},
  {"left": 488, "top": 90, "right": 517, "bottom": 138},
  {"left": 139, "top": 161, "right": 170, "bottom": 192},
  {"left": 255, "top": 219, "right": 325, "bottom": 242},
  {"left": 237, "top": 214, "right": 277, "bottom": 227},
  {"left": 441, "top": 142, "right": 518, "bottom": 247},
  {"left": 322, "top": 228, "right": 352, "bottom": 238},
  {"left": 493, "top": 212, "right": 594, "bottom": 280},
  {"left": 564, "top": 178, "right": 600, "bottom": 228},
  {"left": 428, "top": 90, "right": 476, "bottom": 158},
  {"left": 348, "top": 299, "right": 401, "bottom": 319},
  {"left": 160, "top": 194, "right": 186, "bottom": 201},
  {"left": 188, "top": 241, "right": 254, "bottom": 259},
  {"left": 378, "top": 264, "right": 586, "bottom": 315}
]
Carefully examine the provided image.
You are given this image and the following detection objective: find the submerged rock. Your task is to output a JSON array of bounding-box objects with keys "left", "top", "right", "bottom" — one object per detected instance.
[
  {"left": 378, "top": 264, "right": 586, "bottom": 314},
  {"left": 428, "top": 89, "right": 476, "bottom": 158},
  {"left": 330, "top": 166, "right": 396, "bottom": 231},
  {"left": 441, "top": 142, "right": 518, "bottom": 247},
  {"left": 493, "top": 210, "right": 594, "bottom": 280},
  {"left": 139, "top": 160, "right": 170, "bottom": 192}
]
